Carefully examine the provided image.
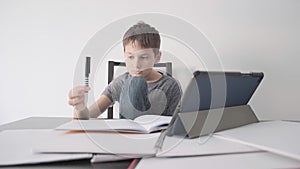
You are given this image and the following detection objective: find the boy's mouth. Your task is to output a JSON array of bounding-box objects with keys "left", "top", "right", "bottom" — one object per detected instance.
[
  {"left": 134, "top": 71, "right": 142, "bottom": 74},
  {"left": 131, "top": 70, "right": 143, "bottom": 76}
]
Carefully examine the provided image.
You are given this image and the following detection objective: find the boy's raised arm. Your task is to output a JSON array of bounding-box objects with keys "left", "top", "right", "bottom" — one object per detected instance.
[{"left": 68, "top": 86, "right": 112, "bottom": 119}]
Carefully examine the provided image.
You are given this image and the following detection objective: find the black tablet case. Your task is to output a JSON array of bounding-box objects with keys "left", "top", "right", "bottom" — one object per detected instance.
[{"left": 169, "top": 71, "right": 264, "bottom": 138}]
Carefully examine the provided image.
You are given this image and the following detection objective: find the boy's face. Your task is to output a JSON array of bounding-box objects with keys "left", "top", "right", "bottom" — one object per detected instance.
[{"left": 124, "top": 41, "right": 160, "bottom": 77}]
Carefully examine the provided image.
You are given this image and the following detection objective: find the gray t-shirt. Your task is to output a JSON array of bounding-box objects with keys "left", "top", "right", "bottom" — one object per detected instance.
[{"left": 102, "top": 72, "right": 182, "bottom": 117}]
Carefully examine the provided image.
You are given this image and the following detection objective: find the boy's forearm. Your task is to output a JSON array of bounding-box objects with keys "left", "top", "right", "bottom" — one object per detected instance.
[
  {"left": 73, "top": 95, "right": 111, "bottom": 119},
  {"left": 89, "top": 102, "right": 103, "bottom": 118},
  {"left": 73, "top": 107, "right": 90, "bottom": 120},
  {"left": 73, "top": 103, "right": 103, "bottom": 119}
]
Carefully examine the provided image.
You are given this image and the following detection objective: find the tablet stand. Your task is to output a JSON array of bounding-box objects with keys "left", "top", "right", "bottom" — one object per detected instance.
[{"left": 169, "top": 105, "right": 258, "bottom": 138}]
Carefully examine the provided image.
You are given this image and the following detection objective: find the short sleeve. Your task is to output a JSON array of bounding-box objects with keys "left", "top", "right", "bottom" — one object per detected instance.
[{"left": 101, "top": 73, "right": 127, "bottom": 104}]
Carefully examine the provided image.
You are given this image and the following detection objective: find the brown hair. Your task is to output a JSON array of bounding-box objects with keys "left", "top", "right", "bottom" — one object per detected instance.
[{"left": 123, "top": 21, "right": 160, "bottom": 55}]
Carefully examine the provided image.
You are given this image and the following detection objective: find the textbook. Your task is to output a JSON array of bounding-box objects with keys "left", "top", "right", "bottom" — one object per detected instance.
[{"left": 56, "top": 115, "right": 172, "bottom": 133}]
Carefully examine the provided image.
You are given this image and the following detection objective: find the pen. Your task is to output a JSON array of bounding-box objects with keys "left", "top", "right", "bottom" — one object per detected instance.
[
  {"left": 84, "top": 56, "right": 91, "bottom": 104},
  {"left": 85, "top": 56, "right": 91, "bottom": 86}
]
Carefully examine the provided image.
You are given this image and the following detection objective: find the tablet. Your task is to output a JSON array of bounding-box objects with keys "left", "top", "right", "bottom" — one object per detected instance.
[
  {"left": 166, "top": 70, "right": 264, "bottom": 137},
  {"left": 181, "top": 71, "right": 264, "bottom": 112}
]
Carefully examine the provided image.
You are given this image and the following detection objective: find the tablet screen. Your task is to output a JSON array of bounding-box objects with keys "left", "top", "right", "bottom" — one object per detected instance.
[{"left": 181, "top": 71, "right": 264, "bottom": 112}]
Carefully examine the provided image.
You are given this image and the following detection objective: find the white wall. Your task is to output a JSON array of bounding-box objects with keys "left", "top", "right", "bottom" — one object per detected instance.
[{"left": 0, "top": 0, "right": 299, "bottom": 125}]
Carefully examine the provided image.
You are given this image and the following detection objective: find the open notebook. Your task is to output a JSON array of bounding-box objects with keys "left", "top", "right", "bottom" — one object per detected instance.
[{"left": 56, "top": 115, "right": 172, "bottom": 133}]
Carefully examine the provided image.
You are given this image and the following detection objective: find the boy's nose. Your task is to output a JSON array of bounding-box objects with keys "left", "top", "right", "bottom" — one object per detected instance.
[{"left": 133, "top": 58, "right": 141, "bottom": 69}]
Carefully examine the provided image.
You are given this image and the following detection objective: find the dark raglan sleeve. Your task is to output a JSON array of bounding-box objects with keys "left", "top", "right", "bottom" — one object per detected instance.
[{"left": 163, "top": 77, "right": 182, "bottom": 116}]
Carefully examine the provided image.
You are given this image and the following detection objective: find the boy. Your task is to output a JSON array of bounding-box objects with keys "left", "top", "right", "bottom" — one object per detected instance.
[{"left": 68, "top": 22, "right": 181, "bottom": 120}]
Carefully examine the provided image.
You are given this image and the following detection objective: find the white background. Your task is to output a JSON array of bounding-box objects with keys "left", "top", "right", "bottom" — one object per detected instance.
[{"left": 0, "top": 0, "right": 299, "bottom": 125}]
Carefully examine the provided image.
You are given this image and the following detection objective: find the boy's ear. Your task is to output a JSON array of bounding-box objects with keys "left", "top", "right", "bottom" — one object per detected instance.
[{"left": 154, "top": 51, "right": 161, "bottom": 64}]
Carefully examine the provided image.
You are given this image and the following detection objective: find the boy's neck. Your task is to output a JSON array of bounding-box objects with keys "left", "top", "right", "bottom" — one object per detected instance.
[{"left": 144, "top": 70, "right": 163, "bottom": 83}]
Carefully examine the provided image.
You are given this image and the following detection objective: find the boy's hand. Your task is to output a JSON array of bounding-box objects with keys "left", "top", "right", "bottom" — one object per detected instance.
[{"left": 68, "top": 86, "right": 90, "bottom": 111}]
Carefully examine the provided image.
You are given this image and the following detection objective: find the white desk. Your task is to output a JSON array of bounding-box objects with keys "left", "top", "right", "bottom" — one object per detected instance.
[{"left": 2, "top": 117, "right": 300, "bottom": 169}]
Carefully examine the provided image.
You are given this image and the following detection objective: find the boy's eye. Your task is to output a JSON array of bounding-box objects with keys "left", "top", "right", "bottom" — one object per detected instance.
[
  {"left": 128, "top": 55, "right": 134, "bottom": 59},
  {"left": 140, "top": 55, "right": 149, "bottom": 59}
]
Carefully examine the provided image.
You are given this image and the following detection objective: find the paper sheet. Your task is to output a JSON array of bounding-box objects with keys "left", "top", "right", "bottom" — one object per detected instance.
[
  {"left": 0, "top": 129, "right": 92, "bottom": 166},
  {"left": 90, "top": 154, "right": 142, "bottom": 163},
  {"left": 157, "top": 135, "right": 260, "bottom": 157},
  {"left": 216, "top": 121, "right": 300, "bottom": 161},
  {"left": 136, "top": 152, "right": 300, "bottom": 169},
  {"left": 34, "top": 130, "right": 160, "bottom": 155}
]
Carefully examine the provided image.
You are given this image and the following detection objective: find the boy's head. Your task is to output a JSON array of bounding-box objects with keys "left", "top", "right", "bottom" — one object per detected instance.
[
  {"left": 122, "top": 21, "right": 161, "bottom": 77},
  {"left": 123, "top": 21, "right": 160, "bottom": 55}
]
